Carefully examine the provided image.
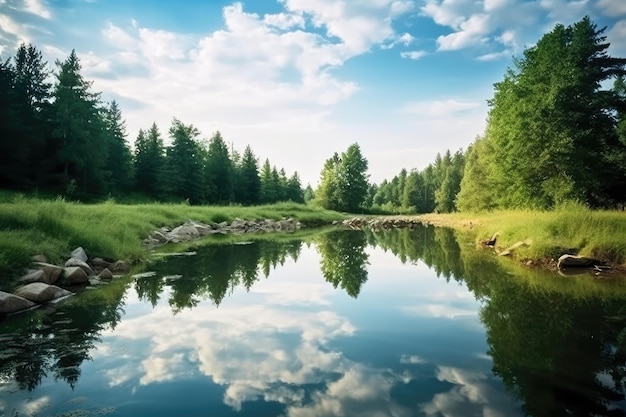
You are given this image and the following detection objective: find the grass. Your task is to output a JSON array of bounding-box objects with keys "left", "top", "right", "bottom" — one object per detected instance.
[
  {"left": 418, "top": 202, "right": 626, "bottom": 267},
  {"left": 0, "top": 194, "right": 346, "bottom": 290}
]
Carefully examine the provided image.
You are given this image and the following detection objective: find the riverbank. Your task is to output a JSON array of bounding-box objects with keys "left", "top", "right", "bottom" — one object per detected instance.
[
  {"left": 416, "top": 203, "right": 626, "bottom": 270},
  {"left": 0, "top": 196, "right": 346, "bottom": 290}
]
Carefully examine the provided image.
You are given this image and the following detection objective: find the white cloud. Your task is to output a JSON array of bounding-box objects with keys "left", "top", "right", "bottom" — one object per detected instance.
[
  {"left": 400, "top": 49, "right": 427, "bottom": 59},
  {"left": 607, "top": 19, "right": 626, "bottom": 55},
  {"left": 436, "top": 13, "right": 490, "bottom": 50},
  {"left": 401, "top": 99, "right": 482, "bottom": 117},
  {"left": 540, "top": 0, "right": 590, "bottom": 23},
  {"left": 264, "top": 12, "right": 306, "bottom": 29},
  {"left": 23, "top": 0, "right": 50, "bottom": 19},
  {"left": 421, "top": 366, "right": 521, "bottom": 417},
  {"left": 400, "top": 354, "right": 426, "bottom": 364},
  {"left": 597, "top": 0, "right": 626, "bottom": 17},
  {"left": 0, "top": 14, "right": 29, "bottom": 45}
]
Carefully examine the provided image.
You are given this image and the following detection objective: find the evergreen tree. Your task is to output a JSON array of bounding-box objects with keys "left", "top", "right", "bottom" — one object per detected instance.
[
  {"left": 134, "top": 123, "right": 165, "bottom": 199},
  {"left": 164, "top": 118, "right": 203, "bottom": 203},
  {"left": 286, "top": 171, "right": 304, "bottom": 203},
  {"left": 51, "top": 50, "right": 107, "bottom": 197},
  {"left": 0, "top": 44, "right": 52, "bottom": 189},
  {"left": 486, "top": 17, "right": 626, "bottom": 208},
  {"left": 205, "top": 131, "right": 233, "bottom": 204},
  {"left": 102, "top": 100, "right": 133, "bottom": 195},
  {"left": 234, "top": 145, "right": 261, "bottom": 205}
]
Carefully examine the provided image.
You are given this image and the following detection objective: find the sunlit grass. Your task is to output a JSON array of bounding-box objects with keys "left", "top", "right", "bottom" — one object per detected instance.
[
  {"left": 420, "top": 202, "right": 626, "bottom": 266},
  {"left": 0, "top": 194, "right": 345, "bottom": 289}
]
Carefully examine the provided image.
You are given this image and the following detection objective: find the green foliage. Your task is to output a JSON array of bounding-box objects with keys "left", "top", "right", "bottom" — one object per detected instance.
[
  {"left": 0, "top": 194, "right": 346, "bottom": 289},
  {"left": 316, "top": 144, "right": 369, "bottom": 212},
  {"left": 134, "top": 123, "right": 165, "bottom": 199},
  {"left": 462, "top": 16, "right": 626, "bottom": 211},
  {"left": 204, "top": 131, "right": 233, "bottom": 204}
]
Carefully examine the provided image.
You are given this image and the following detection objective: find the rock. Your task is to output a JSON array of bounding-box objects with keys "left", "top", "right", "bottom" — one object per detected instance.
[
  {"left": 92, "top": 257, "right": 112, "bottom": 268},
  {"left": 0, "top": 291, "right": 36, "bottom": 314},
  {"left": 14, "top": 283, "right": 72, "bottom": 304},
  {"left": 70, "top": 247, "right": 88, "bottom": 263},
  {"left": 89, "top": 277, "right": 102, "bottom": 286},
  {"left": 109, "top": 260, "right": 131, "bottom": 274},
  {"left": 32, "top": 262, "right": 64, "bottom": 284},
  {"left": 557, "top": 254, "right": 598, "bottom": 270},
  {"left": 168, "top": 223, "right": 200, "bottom": 241},
  {"left": 31, "top": 254, "right": 47, "bottom": 263},
  {"left": 98, "top": 268, "right": 113, "bottom": 280},
  {"left": 18, "top": 269, "right": 47, "bottom": 284},
  {"left": 62, "top": 266, "right": 89, "bottom": 285},
  {"left": 65, "top": 257, "right": 94, "bottom": 276}
]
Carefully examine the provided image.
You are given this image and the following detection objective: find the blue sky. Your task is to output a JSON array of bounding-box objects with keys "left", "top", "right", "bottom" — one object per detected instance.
[{"left": 1, "top": 0, "right": 625, "bottom": 185}]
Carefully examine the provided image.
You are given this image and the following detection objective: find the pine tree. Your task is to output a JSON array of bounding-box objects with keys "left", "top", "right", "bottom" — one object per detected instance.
[
  {"left": 103, "top": 100, "right": 133, "bottom": 195},
  {"left": 134, "top": 123, "right": 165, "bottom": 199},
  {"left": 204, "top": 131, "right": 233, "bottom": 204}
]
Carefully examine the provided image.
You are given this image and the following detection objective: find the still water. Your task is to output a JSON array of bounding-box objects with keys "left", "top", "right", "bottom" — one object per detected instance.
[{"left": 2, "top": 227, "right": 626, "bottom": 417}]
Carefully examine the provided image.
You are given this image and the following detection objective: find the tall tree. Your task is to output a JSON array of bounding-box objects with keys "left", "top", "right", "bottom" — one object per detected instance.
[
  {"left": 486, "top": 17, "right": 626, "bottom": 208},
  {"left": 0, "top": 44, "right": 52, "bottom": 188},
  {"left": 51, "top": 50, "right": 107, "bottom": 197},
  {"left": 134, "top": 123, "right": 165, "bottom": 199},
  {"left": 204, "top": 131, "right": 233, "bottom": 204},
  {"left": 234, "top": 145, "right": 261, "bottom": 205},
  {"left": 164, "top": 118, "right": 203, "bottom": 203},
  {"left": 102, "top": 100, "right": 133, "bottom": 195}
]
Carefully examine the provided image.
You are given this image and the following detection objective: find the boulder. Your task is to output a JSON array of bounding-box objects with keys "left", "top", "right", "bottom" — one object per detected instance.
[
  {"left": 91, "top": 257, "right": 112, "bottom": 268},
  {"left": 0, "top": 291, "right": 36, "bottom": 314},
  {"left": 18, "top": 269, "right": 47, "bottom": 284},
  {"left": 70, "top": 247, "right": 88, "bottom": 263},
  {"left": 557, "top": 254, "right": 598, "bottom": 270},
  {"left": 65, "top": 257, "right": 94, "bottom": 276},
  {"left": 168, "top": 223, "right": 200, "bottom": 241},
  {"left": 14, "top": 283, "right": 72, "bottom": 304},
  {"left": 98, "top": 268, "right": 113, "bottom": 280},
  {"left": 109, "top": 260, "right": 131, "bottom": 274},
  {"left": 32, "top": 262, "right": 64, "bottom": 284},
  {"left": 63, "top": 266, "right": 89, "bottom": 285}
]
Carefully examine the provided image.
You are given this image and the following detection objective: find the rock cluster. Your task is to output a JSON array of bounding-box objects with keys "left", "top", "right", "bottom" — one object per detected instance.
[
  {"left": 143, "top": 218, "right": 303, "bottom": 246},
  {"left": 0, "top": 247, "right": 131, "bottom": 317},
  {"left": 341, "top": 217, "right": 423, "bottom": 230}
]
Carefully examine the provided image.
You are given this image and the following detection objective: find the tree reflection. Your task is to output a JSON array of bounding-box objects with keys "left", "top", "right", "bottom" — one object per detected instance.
[
  {"left": 138, "top": 239, "right": 302, "bottom": 312},
  {"left": 367, "top": 225, "right": 626, "bottom": 416},
  {"left": 0, "top": 277, "right": 129, "bottom": 391},
  {"left": 315, "top": 230, "right": 369, "bottom": 298}
]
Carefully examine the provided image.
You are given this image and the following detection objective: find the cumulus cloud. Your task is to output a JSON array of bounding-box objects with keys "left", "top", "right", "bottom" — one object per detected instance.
[
  {"left": 607, "top": 19, "right": 626, "bottom": 55},
  {"left": 23, "top": 0, "right": 50, "bottom": 19},
  {"left": 421, "top": 366, "right": 521, "bottom": 417},
  {"left": 597, "top": 0, "right": 626, "bottom": 17},
  {"left": 400, "top": 49, "right": 427, "bottom": 59}
]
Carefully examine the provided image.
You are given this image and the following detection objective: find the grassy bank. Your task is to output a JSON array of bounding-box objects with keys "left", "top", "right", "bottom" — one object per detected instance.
[
  {"left": 0, "top": 195, "right": 346, "bottom": 289},
  {"left": 418, "top": 203, "right": 626, "bottom": 268}
]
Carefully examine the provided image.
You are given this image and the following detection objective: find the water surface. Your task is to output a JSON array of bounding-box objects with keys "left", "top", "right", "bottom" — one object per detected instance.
[{"left": 2, "top": 227, "right": 626, "bottom": 417}]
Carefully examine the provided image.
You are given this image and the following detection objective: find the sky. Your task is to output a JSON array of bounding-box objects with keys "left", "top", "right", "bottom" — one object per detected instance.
[{"left": 1, "top": 0, "right": 625, "bottom": 186}]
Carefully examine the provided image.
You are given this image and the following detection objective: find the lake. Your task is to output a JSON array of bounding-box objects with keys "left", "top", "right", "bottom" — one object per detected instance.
[{"left": 1, "top": 226, "right": 626, "bottom": 417}]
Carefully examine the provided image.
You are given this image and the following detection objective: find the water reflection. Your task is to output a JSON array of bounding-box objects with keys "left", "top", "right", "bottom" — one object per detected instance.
[{"left": 1, "top": 226, "right": 626, "bottom": 416}]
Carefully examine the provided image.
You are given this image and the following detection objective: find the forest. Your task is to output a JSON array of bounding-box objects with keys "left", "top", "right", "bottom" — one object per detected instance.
[{"left": 1, "top": 16, "right": 625, "bottom": 214}]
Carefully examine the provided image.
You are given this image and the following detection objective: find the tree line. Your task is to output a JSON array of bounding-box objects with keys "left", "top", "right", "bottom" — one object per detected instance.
[
  {"left": 3, "top": 16, "right": 625, "bottom": 212},
  {"left": 315, "top": 16, "right": 625, "bottom": 214},
  {"left": 0, "top": 45, "right": 304, "bottom": 204}
]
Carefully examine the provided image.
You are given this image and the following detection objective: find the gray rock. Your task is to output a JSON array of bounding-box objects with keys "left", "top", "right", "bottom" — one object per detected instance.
[
  {"left": 31, "top": 254, "right": 47, "bottom": 263},
  {"left": 65, "top": 257, "right": 94, "bottom": 276},
  {"left": 14, "top": 283, "right": 72, "bottom": 304},
  {"left": 110, "top": 260, "right": 131, "bottom": 274},
  {"left": 89, "top": 277, "right": 102, "bottom": 286},
  {"left": 557, "top": 254, "right": 598, "bottom": 269},
  {"left": 0, "top": 291, "right": 36, "bottom": 314},
  {"left": 32, "top": 262, "right": 64, "bottom": 284},
  {"left": 18, "top": 269, "right": 47, "bottom": 284},
  {"left": 91, "top": 257, "right": 112, "bottom": 268},
  {"left": 98, "top": 268, "right": 113, "bottom": 280},
  {"left": 71, "top": 247, "right": 88, "bottom": 263},
  {"left": 169, "top": 223, "right": 200, "bottom": 241},
  {"left": 63, "top": 266, "right": 89, "bottom": 285}
]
